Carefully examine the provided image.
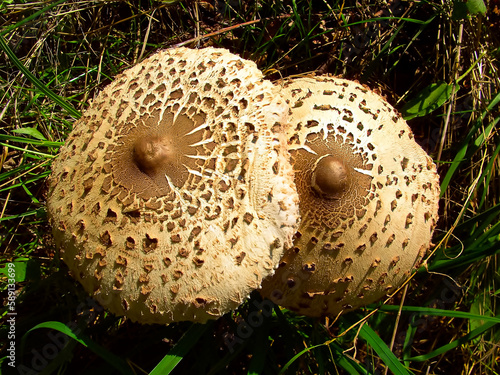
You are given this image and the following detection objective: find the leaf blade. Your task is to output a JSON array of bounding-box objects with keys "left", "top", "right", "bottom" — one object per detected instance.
[{"left": 401, "top": 82, "right": 458, "bottom": 120}]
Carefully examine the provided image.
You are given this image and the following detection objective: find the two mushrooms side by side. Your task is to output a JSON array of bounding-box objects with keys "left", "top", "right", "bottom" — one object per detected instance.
[{"left": 47, "top": 48, "right": 440, "bottom": 324}]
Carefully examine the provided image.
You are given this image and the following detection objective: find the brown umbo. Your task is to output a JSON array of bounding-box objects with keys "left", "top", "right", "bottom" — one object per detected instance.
[
  {"left": 47, "top": 47, "right": 299, "bottom": 324},
  {"left": 260, "top": 76, "right": 440, "bottom": 317}
]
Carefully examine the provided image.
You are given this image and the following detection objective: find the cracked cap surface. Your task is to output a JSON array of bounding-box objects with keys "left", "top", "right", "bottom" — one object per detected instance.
[{"left": 47, "top": 47, "right": 299, "bottom": 324}]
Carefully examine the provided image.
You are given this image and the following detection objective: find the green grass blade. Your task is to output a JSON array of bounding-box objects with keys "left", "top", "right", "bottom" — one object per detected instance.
[
  {"left": 427, "top": 247, "right": 500, "bottom": 272},
  {"left": 20, "top": 321, "right": 134, "bottom": 374},
  {"left": 456, "top": 203, "right": 500, "bottom": 242},
  {"left": 376, "top": 305, "right": 500, "bottom": 324},
  {"left": 11, "top": 127, "right": 47, "bottom": 141},
  {"left": 401, "top": 82, "right": 459, "bottom": 120},
  {"left": 329, "top": 341, "right": 369, "bottom": 374},
  {"left": 0, "top": 134, "right": 63, "bottom": 147},
  {"left": 0, "top": 35, "right": 81, "bottom": 119},
  {"left": 149, "top": 323, "right": 210, "bottom": 375},
  {"left": 278, "top": 343, "right": 325, "bottom": 375},
  {"left": 405, "top": 316, "right": 499, "bottom": 361},
  {"left": 359, "top": 323, "right": 413, "bottom": 375},
  {"left": 342, "top": 16, "right": 433, "bottom": 27},
  {"left": 440, "top": 91, "right": 500, "bottom": 195},
  {"left": 1, "top": 172, "right": 51, "bottom": 194},
  {"left": 426, "top": 242, "right": 500, "bottom": 273},
  {"left": 247, "top": 323, "right": 270, "bottom": 375},
  {"left": 0, "top": 160, "right": 50, "bottom": 184},
  {"left": 479, "top": 142, "right": 500, "bottom": 208},
  {"left": 402, "top": 317, "right": 419, "bottom": 366},
  {"left": 361, "top": 23, "right": 405, "bottom": 80},
  {"left": 279, "top": 333, "right": 379, "bottom": 375},
  {"left": 0, "top": 209, "right": 44, "bottom": 222},
  {"left": 0, "top": 0, "right": 67, "bottom": 37},
  {"left": 440, "top": 115, "right": 498, "bottom": 197},
  {"left": 466, "top": 202, "right": 500, "bottom": 230},
  {"left": 468, "top": 219, "right": 500, "bottom": 247},
  {"left": 426, "top": 219, "right": 500, "bottom": 272},
  {"left": 0, "top": 142, "right": 56, "bottom": 159}
]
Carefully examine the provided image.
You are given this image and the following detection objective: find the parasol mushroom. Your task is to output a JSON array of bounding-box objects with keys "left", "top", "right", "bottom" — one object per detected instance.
[
  {"left": 47, "top": 47, "right": 299, "bottom": 324},
  {"left": 260, "top": 75, "right": 440, "bottom": 317}
]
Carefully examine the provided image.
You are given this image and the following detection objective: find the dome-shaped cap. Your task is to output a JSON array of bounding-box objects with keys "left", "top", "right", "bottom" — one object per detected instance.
[
  {"left": 260, "top": 76, "right": 440, "bottom": 317},
  {"left": 47, "top": 47, "right": 299, "bottom": 324}
]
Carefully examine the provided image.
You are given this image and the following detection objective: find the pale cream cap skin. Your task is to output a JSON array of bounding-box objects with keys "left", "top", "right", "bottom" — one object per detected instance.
[
  {"left": 47, "top": 47, "right": 299, "bottom": 324},
  {"left": 260, "top": 76, "right": 440, "bottom": 317}
]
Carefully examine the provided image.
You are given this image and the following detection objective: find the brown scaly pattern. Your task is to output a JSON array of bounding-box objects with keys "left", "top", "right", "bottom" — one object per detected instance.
[
  {"left": 47, "top": 47, "right": 299, "bottom": 324},
  {"left": 260, "top": 76, "right": 440, "bottom": 318}
]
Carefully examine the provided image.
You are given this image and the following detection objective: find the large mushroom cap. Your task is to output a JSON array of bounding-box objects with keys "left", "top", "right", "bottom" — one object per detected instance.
[
  {"left": 260, "top": 76, "right": 440, "bottom": 317},
  {"left": 47, "top": 47, "right": 299, "bottom": 324}
]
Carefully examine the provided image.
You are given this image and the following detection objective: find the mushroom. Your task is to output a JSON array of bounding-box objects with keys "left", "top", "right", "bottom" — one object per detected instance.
[
  {"left": 47, "top": 47, "right": 299, "bottom": 324},
  {"left": 260, "top": 76, "right": 440, "bottom": 317}
]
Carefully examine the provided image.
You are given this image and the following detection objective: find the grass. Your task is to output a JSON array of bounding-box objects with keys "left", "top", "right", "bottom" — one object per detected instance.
[{"left": 1, "top": 0, "right": 499, "bottom": 374}]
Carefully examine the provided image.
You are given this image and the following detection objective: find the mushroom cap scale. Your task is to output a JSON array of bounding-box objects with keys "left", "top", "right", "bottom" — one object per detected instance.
[
  {"left": 260, "top": 76, "right": 440, "bottom": 317},
  {"left": 47, "top": 47, "right": 299, "bottom": 324}
]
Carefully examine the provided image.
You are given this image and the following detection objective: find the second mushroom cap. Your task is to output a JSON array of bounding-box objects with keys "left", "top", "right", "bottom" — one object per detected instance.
[{"left": 260, "top": 76, "right": 440, "bottom": 317}]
